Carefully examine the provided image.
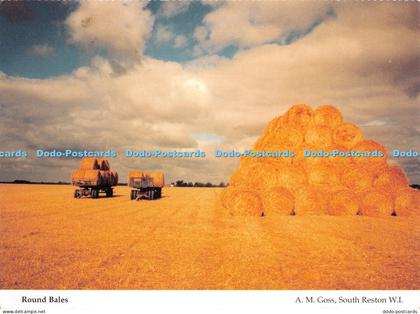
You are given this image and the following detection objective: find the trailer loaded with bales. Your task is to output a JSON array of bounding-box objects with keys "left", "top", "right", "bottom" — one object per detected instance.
[
  {"left": 71, "top": 158, "right": 118, "bottom": 198},
  {"left": 128, "top": 171, "right": 164, "bottom": 200}
]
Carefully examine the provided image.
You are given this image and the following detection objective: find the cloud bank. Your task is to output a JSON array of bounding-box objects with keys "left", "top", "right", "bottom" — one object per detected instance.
[
  {"left": 65, "top": 1, "right": 154, "bottom": 66},
  {"left": 0, "top": 2, "right": 418, "bottom": 184}
]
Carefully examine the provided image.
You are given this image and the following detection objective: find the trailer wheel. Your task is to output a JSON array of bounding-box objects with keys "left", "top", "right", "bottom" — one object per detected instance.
[
  {"left": 150, "top": 190, "right": 155, "bottom": 200},
  {"left": 91, "top": 189, "right": 98, "bottom": 198},
  {"left": 105, "top": 188, "right": 113, "bottom": 197}
]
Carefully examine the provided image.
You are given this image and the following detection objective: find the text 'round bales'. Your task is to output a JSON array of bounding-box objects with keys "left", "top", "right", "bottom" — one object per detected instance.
[{"left": 221, "top": 104, "right": 419, "bottom": 217}]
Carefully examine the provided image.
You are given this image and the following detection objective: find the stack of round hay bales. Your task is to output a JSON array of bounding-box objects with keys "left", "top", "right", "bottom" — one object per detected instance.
[
  {"left": 71, "top": 158, "right": 118, "bottom": 187},
  {"left": 221, "top": 104, "right": 419, "bottom": 217}
]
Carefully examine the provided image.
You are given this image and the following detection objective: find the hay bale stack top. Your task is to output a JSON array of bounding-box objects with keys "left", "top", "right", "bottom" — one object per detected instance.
[{"left": 71, "top": 158, "right": 118, "bottom": 187}]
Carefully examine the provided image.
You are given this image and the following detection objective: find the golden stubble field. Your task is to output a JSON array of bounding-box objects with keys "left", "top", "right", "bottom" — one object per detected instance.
[{"left": 0, "top": 184, "right": 419, "bottom": 289}]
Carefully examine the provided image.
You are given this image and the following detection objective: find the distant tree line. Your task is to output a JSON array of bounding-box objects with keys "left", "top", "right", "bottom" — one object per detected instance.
[{"left": 172, "top": 180, "right": 226, "bottom": 188}]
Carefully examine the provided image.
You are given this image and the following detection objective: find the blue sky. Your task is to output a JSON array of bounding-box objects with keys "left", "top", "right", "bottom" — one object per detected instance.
[
  {"left": 0, "top": 2, "right": 82, "bottom": 78},
  {"left": 0, "top": 1, "right": 331, "bottom": 79},
  {"left": 0, "top": 1, "right": 214, "bottom": 78}
]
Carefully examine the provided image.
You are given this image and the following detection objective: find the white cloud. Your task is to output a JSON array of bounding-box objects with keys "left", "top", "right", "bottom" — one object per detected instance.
[
  {"left": 0, "top": 2, "right": 419, "bottom": 184},
  {"left": 174, "top": 35, "right": 188, "bottom": 48},
  {"left": 362, "top": 120, "right": 388, "bottom": 127},
  {"left": 154, "top": 26, "right": 188, "bottom": 48},
  {"left": 65, "top": 1, "right": 154, "bottom": 65},
  {"left": 195, "top": 2, "right": 332, "bottom": 52},
  {"left": 155, "top": 25, "right": 175, "bottom": 43},
  {"left": 159, "top": 1, "right": 191, "bottom": 17},
  {"left": 28, "top": 43, "right": 55, "bottom": 57}
]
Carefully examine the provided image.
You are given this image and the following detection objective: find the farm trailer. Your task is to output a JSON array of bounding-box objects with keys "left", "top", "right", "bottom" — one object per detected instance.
[
  {"left": 128, "top": 171, "right": 164, "bottom": 200},
  {"left": 71, "top": 158, "right": 118, "bottom": 198}
]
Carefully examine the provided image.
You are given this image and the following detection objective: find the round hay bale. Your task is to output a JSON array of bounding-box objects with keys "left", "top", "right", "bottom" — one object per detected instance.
[
  {"left": 250, "top": 143, "right": 294, "bottom": 166},
  {"left": 313, "top": 105, "right": 343, "bottom": 128},
  {"left": 245, "top": 162, "right": 283, "bottom": 190},
  {"left": 151, "top": 171, "right": 165, "bottom": 187},
  {"left": 292, "top": 144, "right": 333, "bottom": 168},
  {"left": 128, "top": 171, "right": 145, "bottom": 187},
  {"left": 128, "top": 171, "right": 145, "bottom": 179},
  {"left": 374, "top": 165, "right": 409, "bottom": 194},
  {"left": 252, "top": 133, "right": 271, "bottom": 150},
  {"left": 261, "top": 186, "right": 294, "bottom": 216},
  {"left": 412, "top": 189, "right": 420, "bottom": 215},
  {"left": 283, "top": 104, "right": 314, "bottom": 129},
  {"left": 230, "top": 162, "right": 271, "bottom": 189},
  {"left": 328, "top": 145, "right": 355, "bottom": 175},
  {"left": 228, "top": 169, "right": 244, "bottom": 187},
  {"left": 72, "top": 170, "right": 101, "bottom": 185},
  {"left": 360, "top": 189, "right": 394, "bottom": 217},
  {"left": 270, "top": 165, "right": 306, "bottom": 192},
  {"left": 97, "top": 159, "right": 110, "bottom": 171},
  {"left": 341, "top": 165, "right": 373, "bottom": 192},
  {"left": 252, "top": 117, "right": 284, "bottom": 150},
  {"left": 304, "top": 125, "right": 333, "bottom": 148},
  {"left": 112, "top": 171, "right": 118, "bottom": 186},
  {"left": 393, "top": 188, "right": 415, "bottom": 217},
  {"left": 271, "top": 126, "right": 305, "bottom": 147},
  {"left": 71, "top": 170, "right": 84, "bottom": 184},
  {"left": 238, "top": 154, "right": 255, "bottom": 168},
  {"left": 294, "top": 187, "right": 327, "bottom": 215},
  {"left": 333, "top": 123, "right": 363, "bottom": 149},
  {"left": 109, "top": 171, "right": 115, "bottom": 185},
  {"left": 306, "top": 164, "right": 340, "bottom": 187},
  {"left": 229, "top": 163, "right": 262, "bottom": 187},
  {"left": 80, "top": 157, "right": 100, "bottom": 170},
  {"left": 230, "top": 161, "right": 306, "bottom": 192},
  {"left": 328, "top": 189, "right": 360, "bottom": 215},
  {"left": 220, "top": 187, "right": 263, "bottom": 216},
  {"left": 100, "top": 170, "right": 110, "bottom": 186},
  {"left": 352, "top": 140, "right": 387, "bottom": 169},
  {"left": 264, "top": 116, "right": 283, "bottom": 134}
]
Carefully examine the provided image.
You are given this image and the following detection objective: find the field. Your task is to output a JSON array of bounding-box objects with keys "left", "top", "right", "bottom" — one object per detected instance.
[{"left": 0, "top": 184, "right": 419, "bottom": 290}]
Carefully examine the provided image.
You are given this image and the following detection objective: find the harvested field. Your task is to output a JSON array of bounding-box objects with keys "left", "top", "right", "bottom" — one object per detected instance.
[{"left": 0, "top": 184, "right": 419, "bottom": 290}]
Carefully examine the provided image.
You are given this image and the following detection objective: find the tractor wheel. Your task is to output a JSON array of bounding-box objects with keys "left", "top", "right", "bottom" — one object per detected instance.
[
  {"left": 149, "top": 190, "right": 155, "bottom": 200},
  {"left": 74, "top": 190, "right": 80, "bottom": 198}
]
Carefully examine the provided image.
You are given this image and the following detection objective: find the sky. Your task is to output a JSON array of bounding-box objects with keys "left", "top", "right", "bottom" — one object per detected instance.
[{"left": 0, "top": 1, "right": 419, "bottom": 184}]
